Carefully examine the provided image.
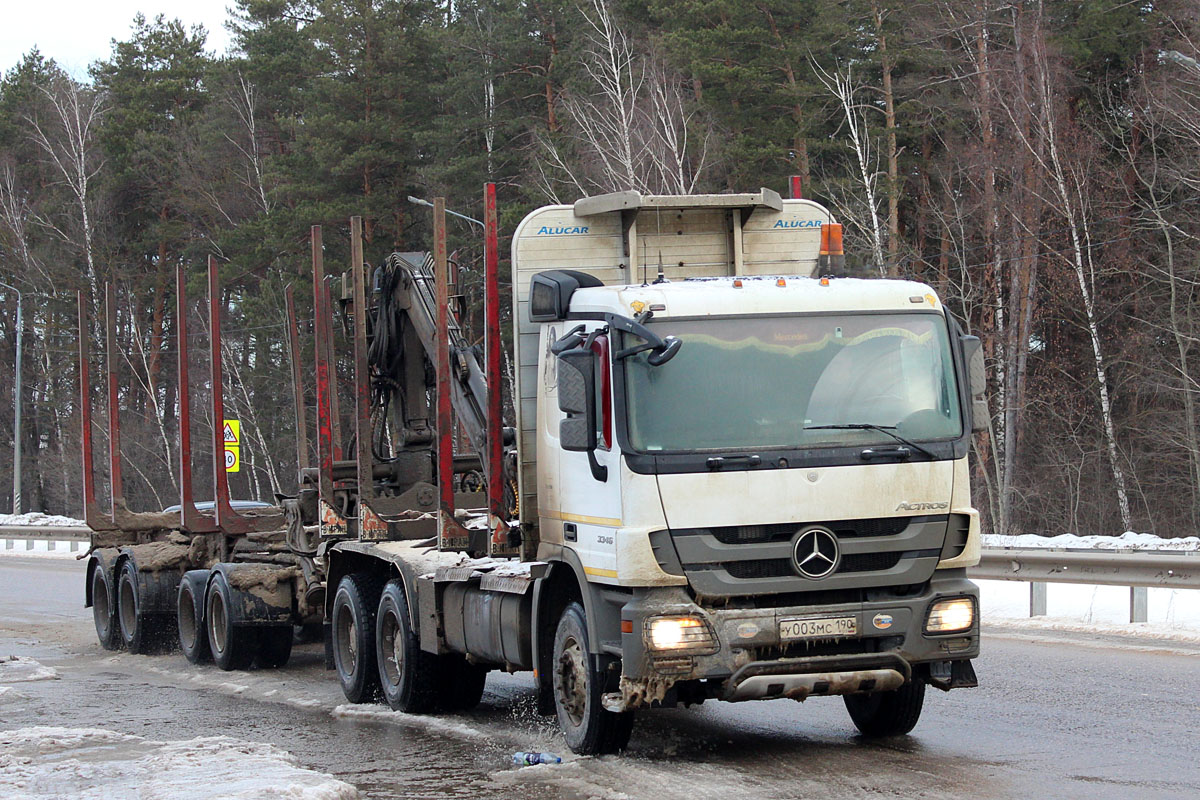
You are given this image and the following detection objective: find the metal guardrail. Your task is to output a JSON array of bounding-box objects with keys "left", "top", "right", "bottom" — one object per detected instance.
[
  {"left": 0, "top": 525, "right": 90, "bottom": 554},
  {"left": 970, "top": 546, "right": 1200, "bottom": 623},
  {"left": 0, "top": 526, "right": 90, "bottom": 541}
]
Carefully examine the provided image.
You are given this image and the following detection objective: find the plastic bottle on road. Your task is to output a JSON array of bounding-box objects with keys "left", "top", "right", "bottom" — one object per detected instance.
[{"left": 512, "top": 752, "right": 562, "bottom": 766}]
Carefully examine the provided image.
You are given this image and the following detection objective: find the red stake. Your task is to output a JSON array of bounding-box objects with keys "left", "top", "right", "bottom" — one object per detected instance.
[
  {"left": 312, "top": 227, "right": 335, "bottom": 508},
  {"left": 434, "top": 198, "right": 456, "bottom": 549},
  {"left": 177, "top": 265, "right": 216, "bottom": 533},
  {"left": 484, "top": 183, "right": 507, "bottom": 549},
  {"left": 105, "top": 283, "right": 123, "bottom": 516},
  {"left": 789, "top": 175, "right": 803, "bottom": 200}
]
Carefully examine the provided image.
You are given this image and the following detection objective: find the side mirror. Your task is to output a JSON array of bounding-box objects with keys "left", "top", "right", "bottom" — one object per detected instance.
[
  {"left": 557, "top": 348, "right": 607, "bottom": 481},
  {"left": 960, "top": 336, "right": 989, "bottom": 432}
]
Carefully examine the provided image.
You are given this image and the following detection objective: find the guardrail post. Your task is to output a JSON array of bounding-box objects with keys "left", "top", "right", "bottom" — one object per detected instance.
[
  {"left": 1030, "top": 581, "right": 1047, "bottom": 617},
  {"left": 4, "top": 539, "right": 11, "bottom": 550},
  {"left": 1130, "top": 586, "right": 1148, "bottom": 623}
]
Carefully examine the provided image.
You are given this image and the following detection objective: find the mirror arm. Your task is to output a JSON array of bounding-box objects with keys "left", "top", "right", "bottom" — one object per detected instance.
[
  {"left": 551, "top": 324, "right": 586, "bottom": 355},
  {"left": 587, "top": 451, "right": 608, "bottom": 482}
]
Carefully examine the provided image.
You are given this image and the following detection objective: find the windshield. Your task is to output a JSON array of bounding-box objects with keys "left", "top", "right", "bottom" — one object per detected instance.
[{"left": 623, "top": 312, "right": 962, "bottom": 452}]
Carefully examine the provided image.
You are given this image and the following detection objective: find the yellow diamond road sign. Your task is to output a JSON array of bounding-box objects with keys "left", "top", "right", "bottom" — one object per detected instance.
[
  {"left": 223, "top": 419, "right": 240, "bottom": 445},
  {"left": 225, "top": 447, "right": 240, "bottom": 473}
]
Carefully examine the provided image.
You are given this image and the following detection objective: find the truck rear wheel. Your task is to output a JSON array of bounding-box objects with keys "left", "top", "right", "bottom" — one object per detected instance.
[
  {"left": 91, "top": 561, "right": 121, "bottom": 651},
  {"left": 375, "top": 578, "right": 439, "bottom": 712},
  {"left": 844, "top": 680, "right": 926, "bottom": 737},
  {"left": 207, "top": 572, "right": 255, "bottom": 671},
  {"left": 332, "top": 573, "right": 384, "bottom": 703},
  {"left": 117, "top": 560, "right": 175, "bottom": 654},
  {"left": 177, "top": 570, "right": 211, "bottom": 664},
  {"left": 552, "top": 601, "right": 633, "bottom": 754}
]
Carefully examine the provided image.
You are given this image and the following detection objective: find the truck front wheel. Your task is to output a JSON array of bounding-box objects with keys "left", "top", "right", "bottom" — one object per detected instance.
[
  {"left": 552, "top": 601, "right": 633, "bottom": 754},
  {"left": 844, "top": 680, "right": 925, "bottom": 737}
]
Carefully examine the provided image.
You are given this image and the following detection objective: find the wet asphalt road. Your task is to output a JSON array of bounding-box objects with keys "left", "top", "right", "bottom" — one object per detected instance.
[{"left": 2, "top": 555, "right": 1198, "bottom": 800}]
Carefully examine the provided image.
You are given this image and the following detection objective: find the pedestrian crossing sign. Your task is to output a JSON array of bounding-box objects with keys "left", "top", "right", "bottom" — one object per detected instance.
[{"left": 223, "top": 419, "right": 240, "bottom": 445}]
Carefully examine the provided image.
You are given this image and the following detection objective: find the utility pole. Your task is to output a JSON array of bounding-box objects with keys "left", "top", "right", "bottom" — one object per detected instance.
[{"left": 0, "top": 280, "right": 22, "bottom": 514}]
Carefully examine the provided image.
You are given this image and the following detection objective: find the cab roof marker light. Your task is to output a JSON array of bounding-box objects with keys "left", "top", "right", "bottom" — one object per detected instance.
[
  {"left": 733, "top": 279, "right": 743, "bottom": 288},
  {"left": 776, "top": 278, "right": 787, "bottom": 287}
]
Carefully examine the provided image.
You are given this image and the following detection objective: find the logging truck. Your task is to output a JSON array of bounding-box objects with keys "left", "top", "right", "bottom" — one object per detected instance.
[{"left": 79, "top": 186, "right": 985, "bottom": 754}]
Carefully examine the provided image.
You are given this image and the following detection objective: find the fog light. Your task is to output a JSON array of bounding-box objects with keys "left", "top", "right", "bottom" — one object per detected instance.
[
  {"left": 925, "top": 597, "right": 976, "bottom": 634},
  {"left": 645, "top": 616, "right": 718, "bottom": 653}
]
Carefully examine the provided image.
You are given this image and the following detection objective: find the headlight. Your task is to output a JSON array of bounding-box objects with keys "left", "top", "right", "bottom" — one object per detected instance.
[
  {"left": 925, "top": 597, "right": 976, "bottom": 634},
  {"left": 645, "top": 616, "right": 718, "bottom": 653}
]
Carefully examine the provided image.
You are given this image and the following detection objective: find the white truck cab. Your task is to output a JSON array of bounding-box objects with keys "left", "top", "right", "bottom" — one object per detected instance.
[{"left": 511, "top": 191, "right": 985, "bottom": 748}]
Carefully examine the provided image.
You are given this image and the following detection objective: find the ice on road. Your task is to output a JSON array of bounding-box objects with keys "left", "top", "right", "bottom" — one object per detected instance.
[
  {"left": 0, "top": 655, "right": 59, "bottom": 682},
  {"left": 0, "top": 726, "right": 359, "bottom": 800}
]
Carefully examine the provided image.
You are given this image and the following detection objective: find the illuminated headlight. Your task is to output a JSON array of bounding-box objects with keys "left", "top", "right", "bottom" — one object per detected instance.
[
  {"left": 925, "top": 597, "right": 976, "bottom": 634},
  {"left": 645, "top": 616, "right": 718, "bottom": 654}
]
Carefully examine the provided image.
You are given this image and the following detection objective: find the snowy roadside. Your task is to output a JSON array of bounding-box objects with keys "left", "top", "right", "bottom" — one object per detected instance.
[
  {"left": 977, "top": 530, "right": 1200, "bottom": 642},
  {"left": 0, "top": 726, "right": 358, "bottom": 800},
  {"left": 0, "top": 512, "right": 87, "bottom": 527},
  {"left": 982, "top": 530, "right": 1200, "bottom": 551}
]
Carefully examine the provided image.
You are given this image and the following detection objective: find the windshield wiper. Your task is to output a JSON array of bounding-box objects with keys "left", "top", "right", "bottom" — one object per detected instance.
[{"left": 804, "top": 423, "right": 938, "bottom": 460}]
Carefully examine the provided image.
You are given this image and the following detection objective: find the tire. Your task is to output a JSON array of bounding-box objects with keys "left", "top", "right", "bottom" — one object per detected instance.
[
  {"left": 437, "top": 655, "right": 488, "bottom": 712},
  {"left": 206, "top": 572, "right": 256, "bottom": 671},
  {"left": 90, "top": 561, "right": 121, "bottom": 651},
  {"left": 375, "top": 578, "right": 441, "bottom": 712},
  {"left": 552, "top": 601, "right": 634, "bottom": 754},
  {"left": 844, "top": 680, "right": 926, "bottom": 737},
  {"left": 117, "top": 560, "right": 156, "bottom": 654},
  {"left": 332, "top": 573, "right": 384, "bottom": 703},
  {"left": 177, "top": 570, "right": 211, "bottom": 664},
  {"left": 255, "top": 626, "right": 294, "bottom": 669}
]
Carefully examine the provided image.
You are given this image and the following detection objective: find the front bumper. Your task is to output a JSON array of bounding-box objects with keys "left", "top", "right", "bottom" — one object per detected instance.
[{"left": 610, "top": 571, "right": 979, "bottom": 710}]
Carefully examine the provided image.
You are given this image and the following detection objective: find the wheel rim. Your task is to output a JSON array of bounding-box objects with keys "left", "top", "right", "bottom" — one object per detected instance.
[
  {"left": 178, "top": 588, "right": 197, "bottom": 650},
  {"left": 556, "top": 633, "right": 588, "bottom": 727},
  {"left": 92, "top": 569, "right": 111, "bottom": 633},
  {"left": 335, "top": 600, "right": 358, "bottom": 676},
  {"left": 209, "top": 589, "right": 228, "bottom": 655},
  {"left": 118, "top": 570, "right": 137, "bottom": 637},
  {"left": 379, "top": 605, "right": 403, "bottom": 689}
]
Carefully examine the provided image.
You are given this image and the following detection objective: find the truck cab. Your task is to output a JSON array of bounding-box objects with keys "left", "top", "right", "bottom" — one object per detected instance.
[{"left": 513, "top": 191, "right": 984, "bottom": 750}]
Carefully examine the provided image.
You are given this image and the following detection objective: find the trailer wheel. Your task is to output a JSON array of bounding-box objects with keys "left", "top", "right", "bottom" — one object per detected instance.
[
  {"left": 552, "top": 601, "right": 634, "bottom": 754},
  {"left": 206, "top": 572, "right": 255, "bottom": 670},
  {"left": 332, "top": 573, "right": 384, "bottom": 703},
  {"left": 90, "top": 561, "right": 121, "bottom": 651},
  {"left": 844, "top": 680, "right": 926, "bottom": 737},
  {"left": 177, "top": 570, "right": 211, "bottom": 664},
  {"left": 117, "top": 560, "right": 157, "bottom": 654},
  {"left": 375, "top": 578, "right": 440, "bottom": 713},
  {"left": 255, "top": 626, "right": 294, "bottom": 669},
  {"left": 437, "top": 655, "right": 488, "bottom": 712}
]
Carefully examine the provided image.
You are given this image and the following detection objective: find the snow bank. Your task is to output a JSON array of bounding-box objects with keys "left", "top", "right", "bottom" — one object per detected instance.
[
  {"left": 983, "top": 531, "right": 1200, "bottom": 551},
  {"left": 0, "top": 512, "right": 87, "bottom": 527},
  {"left": 0, "top": 726, "right": 359, "bottom": 800},
  {"left": 332, "top": 703, "right": 491, "bottom": 741},
  {"left": 0, "top": 655, "right": 60, "bottom": 682}
]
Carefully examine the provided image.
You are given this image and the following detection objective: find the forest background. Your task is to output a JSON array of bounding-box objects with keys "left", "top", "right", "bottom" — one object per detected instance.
[{"left": 2, "top": 0, "right": 1199, "bottom": 539}]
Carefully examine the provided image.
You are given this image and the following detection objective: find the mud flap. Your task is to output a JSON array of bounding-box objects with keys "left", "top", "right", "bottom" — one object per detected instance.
[{"left": 928, "top": 659, "right": 978, "bottom": 691}]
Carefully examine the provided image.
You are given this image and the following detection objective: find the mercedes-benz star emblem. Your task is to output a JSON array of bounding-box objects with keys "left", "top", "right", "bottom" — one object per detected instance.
[{"left": 793, "top": 527, "right": 840, "bottom": 579}]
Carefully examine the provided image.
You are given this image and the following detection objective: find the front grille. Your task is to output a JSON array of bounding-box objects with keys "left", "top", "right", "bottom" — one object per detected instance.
[
  {"left": 666, "top": 516, "right": 949, "bottom": 599},
  {"left": 702, "top": 515, "right": 944, "bottom": 545},
  {"left": 722, "top": 551, "right": 905, "bottom": 580}
]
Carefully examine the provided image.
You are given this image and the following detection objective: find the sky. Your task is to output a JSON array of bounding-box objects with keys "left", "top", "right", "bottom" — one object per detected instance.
[{"left": 1, "top": 1, "right": 236, "bottom": 80}]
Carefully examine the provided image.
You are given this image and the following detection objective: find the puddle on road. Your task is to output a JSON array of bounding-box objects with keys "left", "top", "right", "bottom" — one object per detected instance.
[{"left": 0, "top": 637, "right": 563, "bottom": 800}]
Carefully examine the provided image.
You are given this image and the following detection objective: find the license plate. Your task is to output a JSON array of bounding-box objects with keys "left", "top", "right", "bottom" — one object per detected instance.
[{"left": 779, "top": 616, "right": 858, "bottom": 641}]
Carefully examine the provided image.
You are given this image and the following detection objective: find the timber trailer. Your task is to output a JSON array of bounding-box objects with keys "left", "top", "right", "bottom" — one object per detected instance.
[{"left": 79, "top": 184, "right": 987, "bottom": 754}]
